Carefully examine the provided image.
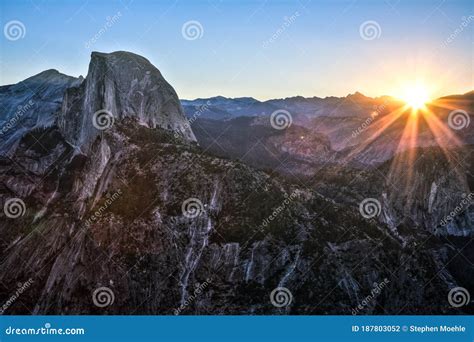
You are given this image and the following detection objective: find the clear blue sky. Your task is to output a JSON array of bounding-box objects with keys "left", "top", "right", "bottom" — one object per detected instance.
[{"left": 1, "top": 0, "right": 473, "bottom": 100}]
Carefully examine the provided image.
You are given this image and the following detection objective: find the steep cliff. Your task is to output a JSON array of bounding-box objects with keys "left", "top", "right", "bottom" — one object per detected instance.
[{"left": 58, "top": 51, "right": 195, "bottom": 151}]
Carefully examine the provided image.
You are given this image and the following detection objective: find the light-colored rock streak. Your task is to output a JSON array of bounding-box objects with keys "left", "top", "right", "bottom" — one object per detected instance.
[
  {"left": 278, "top": 248, "right": 300, "bottom": 287},
  {"left": 428, "top": 181, "right": 437, "bottom": 213},
  {"left": 179, "top": 217, "right": 213, "bottom": 306}
]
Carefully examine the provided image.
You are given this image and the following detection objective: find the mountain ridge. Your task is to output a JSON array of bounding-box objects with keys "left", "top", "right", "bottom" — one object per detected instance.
[{"left": 0, "top": 51, "right": 472, "bottom": 315}]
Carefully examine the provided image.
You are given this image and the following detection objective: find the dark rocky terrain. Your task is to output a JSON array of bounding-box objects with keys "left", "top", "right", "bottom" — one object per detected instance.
[
  {"left": 0, "top": 51, "right": 473, "bottom": 315},
  {"left": 0, "top": 70, "right": 81, "bottom": 155}
]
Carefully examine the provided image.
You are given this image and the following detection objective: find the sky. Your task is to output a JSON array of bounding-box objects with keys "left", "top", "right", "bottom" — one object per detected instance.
[{"left": 1, "top": 0, "right": 473, "bottom": 100}]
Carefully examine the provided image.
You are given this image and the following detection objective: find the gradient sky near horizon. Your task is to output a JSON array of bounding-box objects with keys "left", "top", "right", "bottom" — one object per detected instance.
[{"left": 1, "top": 0, "right": 473, "bottom": 100}]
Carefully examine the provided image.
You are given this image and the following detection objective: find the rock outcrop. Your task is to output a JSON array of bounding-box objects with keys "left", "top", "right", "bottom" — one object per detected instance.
[
  {"left": 58, "top": 51, "right": 195, "bottom": 151},
  {"left": 0, "top": 70, "right": 80, "bottom": 155}
]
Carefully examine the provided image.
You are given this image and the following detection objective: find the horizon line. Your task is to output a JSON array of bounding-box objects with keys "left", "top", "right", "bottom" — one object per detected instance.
[{"left": 2, "top": 67, "right": 473, "bottom": 103}]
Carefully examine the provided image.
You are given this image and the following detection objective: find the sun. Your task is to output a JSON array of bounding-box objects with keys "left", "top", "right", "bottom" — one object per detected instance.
[{"left": 399, "top": 84, "right": 431, "bottom": 111}]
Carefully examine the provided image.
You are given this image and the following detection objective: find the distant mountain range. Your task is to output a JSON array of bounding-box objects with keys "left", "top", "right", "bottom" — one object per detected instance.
[
  {"left": 0, "top": 51, "right": 473, "bottom": 315},
  {"left": 181, "top": 92, "right": 397, "bottom": 121},
  {"left": 181, "top": 91, "right": 474, "bottom": 122},
  {"left": 187, "top": 91, "right": 473, "bottom": 165}
]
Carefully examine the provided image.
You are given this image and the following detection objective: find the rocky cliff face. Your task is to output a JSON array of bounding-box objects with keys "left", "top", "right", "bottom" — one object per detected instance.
[
  {"left": 2, "top": 120, "right": 471, "bottom": 315},
  {"left": 380, "top": 147, "right": 473, "bottom": 237},
  {"left": 191, "top": 117, "right": 336, "bottom": 174},
  {"left": 0, "top": 52, "right": 472, "bottom": 315},
  {"left": 0, "top": 70, "right": 80, "bottom": 155},
  {"left": 58, "top": 51, "right": 195, "bottom": 151}
]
